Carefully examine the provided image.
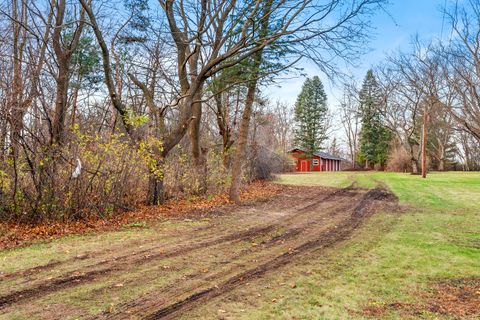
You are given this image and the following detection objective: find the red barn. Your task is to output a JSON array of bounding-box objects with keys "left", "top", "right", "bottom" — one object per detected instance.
[{"left": 288, "top": 148, "right": 342, "bottom": 172}]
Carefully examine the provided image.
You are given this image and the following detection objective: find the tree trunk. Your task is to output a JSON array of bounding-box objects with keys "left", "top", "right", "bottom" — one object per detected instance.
[
  {"left": 411, "top": 158, "right": 419, "bottom": 174},
  {"left": 51, "top": 0, "right": 85, "bottom": 145},
  {"left": 421, "top": 109, "right": 427, "bottom": 178},
  {"left": 9, "top": 6, "right": 26, "bottom": 206},
  {"left": 228, "top": 0, "right": 272, "bottom": 202},
  {"left": 52, "top": 60, "right": 70, "bottom": 145},
  {"left": 147, "top": 158, "right": 165, "bottom": 205},
  {"left": 214, "top": 93, "right": 234, "bottom": 169},
  {"left": 222, "top": 147, "right": 232, "bottom": 169},
  {"left": 249, "top": 112, "right": 258, "bottom": 176},
  {"left": 189, "top": 90, "right": 208, "bottom": 194},
  {"left": 9, "top": 108, "right": 24, "bottom": 159},
  {"left": 70, "top": 75, "right": 81, "bottom": 127},
  {"left": 229, "top": 79, "right": 257, "bottom": 202},
  {"left": 437, "top": 140, "right": 445, "bottom": 171},
  {"left": 9, "top": 0, "right": 26, "bottom": 162},
  {"left": 463, "top": 138, "right": 471, "bottom": 171},
  {"left": 0, "top": 120, "right": 6, "bottom": 159},
  {"left": 438, "top": 158, "right": 445, "bottom": 171},
  {"left": 147, "top": 175, "right": 165, "bottom": 205}
]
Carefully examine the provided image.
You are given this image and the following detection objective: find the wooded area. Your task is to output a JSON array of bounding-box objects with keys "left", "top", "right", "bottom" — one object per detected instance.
[
  {"left": 340, "top": 1, "right": 480, "bottom": 173},
  {"left": 0, "top": 0, "right": 479, "bottom": 223},
  {"left": 0, "top": 0, "right": 385, "bottom": 222}
]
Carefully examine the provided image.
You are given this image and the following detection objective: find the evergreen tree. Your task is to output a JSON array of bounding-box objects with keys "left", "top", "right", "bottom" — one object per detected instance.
[
  {"left": 294, "top": 76, "right": 329, "bottom": 157},
  {"left": 358, "top": 70, "right": 391, "bottom": 169}
]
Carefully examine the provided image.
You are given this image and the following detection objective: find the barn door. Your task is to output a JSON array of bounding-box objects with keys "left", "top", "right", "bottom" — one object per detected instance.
[{"left": 300, "top": 160, "right": 308, "bottom": 172}]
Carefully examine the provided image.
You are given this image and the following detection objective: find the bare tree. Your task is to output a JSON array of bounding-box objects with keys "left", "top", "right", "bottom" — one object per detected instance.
[
  {"left": 379, "top": 39, "right": 453, "bottom": 175},
  {"left": 441, "top": 0, "right": 480, "bottom": 142},
  {"left": 208, "top": 85, "right": 243, "bottom": 168},
  {"left": 376, "top": 61, "right": 422, "bottom": 173},
  {"left": 51, "top": 0, "right": 86, "bottom": 145},
  {"left": 339, "top": 83, "right": 361, "bottom": 169},
  {"left": 272, "top": 100, "right": 294, "bottom": 156}
]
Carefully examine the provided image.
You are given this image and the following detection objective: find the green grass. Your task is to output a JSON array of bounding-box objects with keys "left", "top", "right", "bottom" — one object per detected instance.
[
  {"left": 0, "top": 218, "right": 208, "bottom": 274},
  {"left": 275, "top": 172, "right": 355, "bottom": 188},
  {"left": 191, "top": 172, "right": 480, "bottom": 319}
]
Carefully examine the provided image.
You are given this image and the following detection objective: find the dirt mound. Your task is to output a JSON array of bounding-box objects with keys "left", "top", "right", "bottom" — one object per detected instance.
[{"left": 366, "top": 188, "right": 398, "bottom": 201}]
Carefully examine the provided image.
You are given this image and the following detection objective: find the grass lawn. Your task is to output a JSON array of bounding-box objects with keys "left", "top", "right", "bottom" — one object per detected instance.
[{"left": 218, "top": 171, "right": 480, "bottom": 319}]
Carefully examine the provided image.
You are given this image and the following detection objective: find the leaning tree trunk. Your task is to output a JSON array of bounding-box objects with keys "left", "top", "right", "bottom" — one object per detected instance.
[
  {"left": 229, "top": 79, "right": 258, "bottom": 202},
  {"left": 228, "top": 0, "right": 272, "bottom": 202}
]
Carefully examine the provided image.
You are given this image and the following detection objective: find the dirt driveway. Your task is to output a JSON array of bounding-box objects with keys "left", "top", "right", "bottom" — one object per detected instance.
[{"left": 0, "top": 184, "right": 397, "bottom": 319}]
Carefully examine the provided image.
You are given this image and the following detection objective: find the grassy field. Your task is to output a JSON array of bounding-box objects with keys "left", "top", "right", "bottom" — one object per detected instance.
[{"left": 201, "top": 171, "right": 479, "bottom": 319}]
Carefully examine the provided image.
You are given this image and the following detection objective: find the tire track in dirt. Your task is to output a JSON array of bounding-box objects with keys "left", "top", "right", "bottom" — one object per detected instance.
[
  {"left": 0, "top": 224, "right": 277, "bottom": 310},
  {"left": 89, "top": 188, "right": 376, "bottom": 319},
  {"left": 103, "top": 187, "right": 397, "bottom": 320},
  {"left": 0, "top": 187, "right": 353, "bottom": 310},
  {"left": 0, "top": 223, "right": 217, "bottom": 281},
  {"left": 81, "top": 226, "right": 305, "bottom": 307},
  {"left": 83, "top": 193, "right": 362, "bottom": 315},
  {"left": 0, "top": 186, "right": 334, "bottom": 283}
]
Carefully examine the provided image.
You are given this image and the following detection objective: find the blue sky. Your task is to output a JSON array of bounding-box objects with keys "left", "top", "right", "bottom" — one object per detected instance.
[{"left": 265, "top": 0, "right": 450, "bottom": 106}]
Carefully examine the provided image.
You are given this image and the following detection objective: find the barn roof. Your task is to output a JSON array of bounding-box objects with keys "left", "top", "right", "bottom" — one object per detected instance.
[
  {"left": 289, "top": 148, "right": 343, "bottom": 161},
  {"left": 313, "top": 151, "right": 343, "bottom": 161}
]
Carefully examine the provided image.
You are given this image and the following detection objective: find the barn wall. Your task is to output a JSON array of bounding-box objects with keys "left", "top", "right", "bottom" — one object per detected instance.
[{"left": 288, "top": 150, "right": 342, "bottom": 172}]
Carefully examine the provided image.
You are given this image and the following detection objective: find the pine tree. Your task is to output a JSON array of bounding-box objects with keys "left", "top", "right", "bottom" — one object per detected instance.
[
  {"left": 294, "top": 76, "right": 329, "bottom": 157},
  {"left": 358, "top": 70, "right": 391, "bottom": 169}
]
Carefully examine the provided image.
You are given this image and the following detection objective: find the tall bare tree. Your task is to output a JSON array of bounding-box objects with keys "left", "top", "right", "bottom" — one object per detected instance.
[
  {"left": 441, "top": 0, "right": 480, "bottom": 142},
  {"left": 51, "top": 0, "right": 86, "bottom": 145},
  {"left": 339, "top": 83, "right": 361, "bottom": 169}
]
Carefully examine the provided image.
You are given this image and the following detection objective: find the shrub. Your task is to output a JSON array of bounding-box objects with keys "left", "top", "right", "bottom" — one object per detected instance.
[
  {"left": 0, "top": 130, "right": 148, "bottom": 222},
  {"left": 248, "top": 146, "right": 286, "bottom": 181},
  {"left": 386, "top": 145, "right": 411, "bottom": 172},
  {"left": 163, "top": 146, "right": 230, "bottom": 199}
]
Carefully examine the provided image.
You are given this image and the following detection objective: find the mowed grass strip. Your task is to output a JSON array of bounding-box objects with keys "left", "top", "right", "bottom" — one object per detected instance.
[{"left": 186, "top": 172, "right": 480, "bottom": 319}]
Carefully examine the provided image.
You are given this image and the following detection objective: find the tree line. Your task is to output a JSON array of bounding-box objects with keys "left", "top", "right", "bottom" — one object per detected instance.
[
  {"left": 339, "top": 0, "right": 480, "bottom": 173},
  {"left": 0, "top": 0, "right": 384, "bottom": 221}
]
